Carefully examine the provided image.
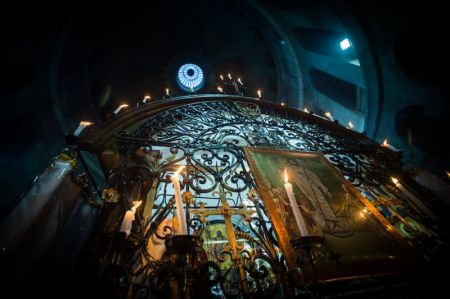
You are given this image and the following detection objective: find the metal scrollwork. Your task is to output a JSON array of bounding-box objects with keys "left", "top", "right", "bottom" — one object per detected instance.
[
  {"left": 119, "top": 101, "right": 397, "bottom": 190},
  {"left": 96, "top": 97, "right": 414, "bottom": 298}
]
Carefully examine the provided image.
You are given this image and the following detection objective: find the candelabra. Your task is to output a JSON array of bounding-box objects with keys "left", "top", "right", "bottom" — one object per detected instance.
[{"left": 218, "top": 73, "right": 247, "bottom": 95}]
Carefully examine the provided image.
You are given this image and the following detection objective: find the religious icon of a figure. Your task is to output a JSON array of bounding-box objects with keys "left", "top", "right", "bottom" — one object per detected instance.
[
  {"left": 284, "top": 158, "right": 337, "bottom": 232},
  {"left": 212, "top": 230, "right": 227, "bottom": 258},
  {"left": 272, "top": 157, "right": 353, "bottom": 237},
  {"left": 245, "top": 147, "right": 419, "bottom": 284}
]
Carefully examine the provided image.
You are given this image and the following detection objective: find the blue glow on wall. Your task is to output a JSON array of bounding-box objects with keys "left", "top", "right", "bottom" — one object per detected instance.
[
  {"left": 177, "top": 63, "right": 204, "bottom": 91},
  {"left": 340, "top": 38, "right": 351, "bottom": 50}
]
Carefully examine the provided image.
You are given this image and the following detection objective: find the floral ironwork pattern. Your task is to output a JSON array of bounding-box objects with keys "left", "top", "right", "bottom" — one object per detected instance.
[
  {"left": 95, "top": 98, "right": 433, "bottom": 298},
  {"left": 118, "top": 101, "right": 398, "bottom": 190}
]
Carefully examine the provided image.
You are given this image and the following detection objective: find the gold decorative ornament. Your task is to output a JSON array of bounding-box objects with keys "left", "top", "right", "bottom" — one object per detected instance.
[
  {"left": 102, "top": 188, "right": 120, "bottom": 203},
  {"left": 182, "top": 191, "right": 194, "bottom": 205}
]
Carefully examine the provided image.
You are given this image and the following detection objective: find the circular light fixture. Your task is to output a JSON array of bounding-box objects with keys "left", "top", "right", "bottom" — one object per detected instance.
[{"left": 177, "top": 63, "right": 204, "bottom": 92}]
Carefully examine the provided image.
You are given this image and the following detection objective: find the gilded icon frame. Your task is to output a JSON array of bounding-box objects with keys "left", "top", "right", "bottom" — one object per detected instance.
[{"left": 243, "top": 146, "right": 417, "bottom": 284}]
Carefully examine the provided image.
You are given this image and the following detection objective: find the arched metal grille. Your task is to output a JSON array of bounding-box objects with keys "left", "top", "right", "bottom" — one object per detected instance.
[
  {"left": 118, "top": 100, "right": 397, "bottom": 190},
  {"left": 88, "top": 97, "right": 430, "bottom": 298}
]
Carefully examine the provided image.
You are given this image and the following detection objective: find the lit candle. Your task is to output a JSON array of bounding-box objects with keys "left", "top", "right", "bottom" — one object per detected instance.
[
  {"left": 119, "top": 200, "right": 142, "bottom": 238},
  {"left": 173, "top": 166, "right": 188, "bottom": 235},
  {"left": 220, "top": 74, "right": 224, "bottom": 81},
  {"left": 165, "top": 88, "right": 170, "bottom": 96},
  {"left": 347, "top": 121, "right": 354, "bottom": 129},
  {"left": 73, "top": 121, "right": 92, "bottom": 136},
  {"left": 391, "top": 177, "right": 436, "bottom": 219},
  {"left": 143, "top": 95, "right": 151, "bottom": 103},
  {"left": 382, "top": 139, "right": 398, "bottom": 151},
  {"left": 304, "top": 107, "right": 309, "bottom": 113},
  {"left": 227, "top": 73, "right": 232, "bottom": 80},
  {"left": 113, "top": 104, "right": 129, "bottom": 115},
  {"left": 325, "top": 112, "right": 334, "bottom": 121},
  {"left": 281, "top": 102, "right": 286, "bottom": 106},
  {"left": 257, "top": 90, "right": 262, "bottom": 98},
  {"left": 359, "top": 207, "right": 369, "bottom": 218},
  {"left": 284, "top": 169, "right": 309, "bottom": 236},
  {"left": 237, "top": 78, "right": 243, "bottom": 85},
  {"left": 217, "top": 86, "right": 223, "bottom": 93}
]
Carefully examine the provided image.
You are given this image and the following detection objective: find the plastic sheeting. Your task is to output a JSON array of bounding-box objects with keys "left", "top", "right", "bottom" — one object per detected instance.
[
  {"left": 0, "top": 158, "right": 101, "bottom": 286},
  {"left": 0, "top": 159, "right": 73, "bottom": 253}
]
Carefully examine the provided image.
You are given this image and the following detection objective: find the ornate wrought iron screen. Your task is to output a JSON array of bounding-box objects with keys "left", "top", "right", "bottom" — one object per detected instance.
[{"left": 79, "top": 96, "right": 431, "bottom": 298}]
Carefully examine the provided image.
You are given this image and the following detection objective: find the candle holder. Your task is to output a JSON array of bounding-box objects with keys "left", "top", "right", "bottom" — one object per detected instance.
[
  {"left": 164, "top": 235, "right": 203, "bottom": 259},
  {"left": 218, "top": 74, "right": 246, "bottom": 95},
  {"left": 290, "top": 236, "right": 324, "bottom": 271},
  {"left": 290, "top": 236, "right": 323, "bottom": 251},
  {"left": 290, "top": 236, "right": 324, "bottom": 290},
  {"left": 161, "top": 235, "right": 207, "bottom": 299}
]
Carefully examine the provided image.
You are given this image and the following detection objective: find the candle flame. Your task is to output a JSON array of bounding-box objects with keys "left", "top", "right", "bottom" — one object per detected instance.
[
  {"left": 79, "top": 121, "right": 92, "bottom": 126},
  {"left": 119, "top": 104, "right": 129, "bottom": 109},
  {"left": 238, "top": 77, "right": 243, "bottom": 85},
  {"left": 348, "top": 121, "right": 354, "bottom": 129},
  {"left": 220, "top": 74, "right": 224, "bottom": 80},
  {"left": 257, "top": 90, "right": 262, "bottom": 98},
  {"left": 281, "top": 102, "right": 286, "bottom": 106},
  {"left": 447, "top": 171, "right": 450, "bottom": 178},
  {"left": 391, "top": 177, "right": 399, "bottom": 185},
  {"left": 166, "top": 88, "right": 170, "bottom": 95},
  {"left": 217, "top": 86, "right": 223, "bottom": 93},
  {"left": 359, "top": 207, "right": 369, "bottom": 218},
  {"left": 175, "top": 165, "right": 185, "bottom": 175},
  {"left": 382, "top": 139, "right": 389, "bottom": 147},
  {"left": 227, "top": 73, "right": 232, "bottom": 79},
  {"left": 325, "top": 112, "right": 332, "bottom": 118},
  {"left": 131, "top": 200, "right": 142, "bottom": 211},
  {"left": 284, "top": 169, "right": 288, "bottom": 183},
  {"left": 304, "top": 107, "right": 309, "bottom": 113}
]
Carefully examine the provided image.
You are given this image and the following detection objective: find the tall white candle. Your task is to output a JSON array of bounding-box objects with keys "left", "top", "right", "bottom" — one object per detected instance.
[
  {"left": 227, "top": 73, "right": 232, "bottom": 80},
  {"left": 120, "top": 200, "right": 142, "bottom": 238},
  {"left": 220, "top": 74, "right": 224, "bottom": 81},
  {"left": 237, "top": 78, "right": 243, "bottom": 85},
  {"left": 165, "top": 88, "right": 170, "bottom": 96},
  {"left": 73, "top": 121, "right": 92, "bottom": 136},
  {"left": 173, "top": 166, "right": 188, "bottom": 235},
  {"left": 391, "top": 177, "right": 436, "bottom": 219},
  {"left": 217, "top": 86, "right": 224, "bottom": 93},
  {"left": 284, "top": 169, "right": 309, "bottom": 237},
  {"left": 114, "top": 104, "right": 129, "bottom": 115}
]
